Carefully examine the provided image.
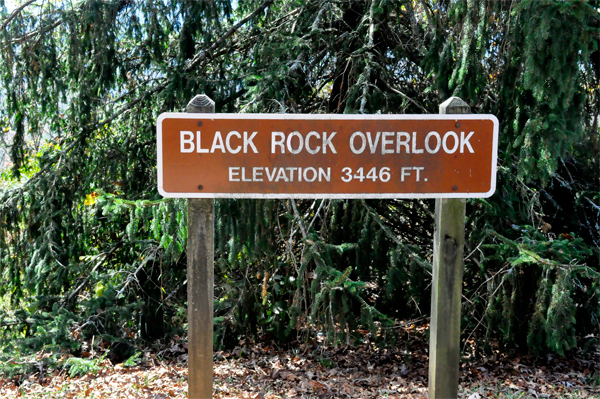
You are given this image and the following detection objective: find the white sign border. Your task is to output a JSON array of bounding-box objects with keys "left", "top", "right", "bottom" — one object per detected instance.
[{"left": 157, "top": 113, "right": 499, "bottom": 199}]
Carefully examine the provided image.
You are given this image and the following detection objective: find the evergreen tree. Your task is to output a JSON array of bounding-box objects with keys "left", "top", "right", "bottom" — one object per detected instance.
[{"left": 0, "top": 0, "right": 597, "bottom": 360}]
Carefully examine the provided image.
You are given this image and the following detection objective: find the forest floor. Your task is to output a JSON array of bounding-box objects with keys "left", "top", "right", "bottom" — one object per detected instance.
[{"left": 0, "top": 324, "right": 598, "bottom": 398}]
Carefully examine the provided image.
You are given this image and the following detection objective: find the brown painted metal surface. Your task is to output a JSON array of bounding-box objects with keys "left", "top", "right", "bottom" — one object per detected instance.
[{"left": 157, "top": 114, "right": 498, "bottom": 198}]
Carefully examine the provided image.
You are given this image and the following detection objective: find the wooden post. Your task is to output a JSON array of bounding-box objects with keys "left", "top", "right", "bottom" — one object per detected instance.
[
  {"left": 428, "top": 97, "right": 471, "bottom": 399},
  {"left": 186, "top": 95, "right": 215, "bottom": 399}
]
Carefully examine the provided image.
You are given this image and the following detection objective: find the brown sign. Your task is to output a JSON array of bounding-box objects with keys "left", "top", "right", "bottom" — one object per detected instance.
[{"left": 157, "top": 114, "right": 498, "bottom": 198}]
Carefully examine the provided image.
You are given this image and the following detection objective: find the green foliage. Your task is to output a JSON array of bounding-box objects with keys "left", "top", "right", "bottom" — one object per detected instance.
[
  {"left": 212, "top": 198, "right": 429, "bottom": 348},
  {"left": 122, "top": 351, "right": 142, "bottom": 368},
  {"left": 0, "top": 352, "right": 53, "bottom": 378},
  {"left": 479, "top": 227, "right": 596, "bottom": 355},
  {"left": 0, "top": 0, "right": 597, "bottom": 361},
  {"left": 64, "top": 354, "right": 104, "bottom": 378}
]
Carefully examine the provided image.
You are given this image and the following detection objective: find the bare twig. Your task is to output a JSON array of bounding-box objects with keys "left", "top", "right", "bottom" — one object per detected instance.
[
  {"left": 116, "top": 247, "right": 160, "bottom": 297},
  {"left": 307, "top": 199, "right": 327, "bottom": 233},
  {"left": 290, "top": 199, "right": 308, "bottom": 239},
  {"left": 464, "top": 239, "right": 485, "bottom": 261},
  {"left": 382, "top": 316, "right": 428, "bottom": 329},
  {"left": 462, "top": 278, "right": 506, "bottom": 353},
  {"left": 382, "top": 79, "right": 428, "bottom": 113}
]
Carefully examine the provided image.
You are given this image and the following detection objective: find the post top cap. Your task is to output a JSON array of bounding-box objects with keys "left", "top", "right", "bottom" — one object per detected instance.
[
  {"left": 439, "top": 97, "right": 471, "bottom": 114},
  {"left": 187, "top": 94, "right": 215, "bottom": 113}
]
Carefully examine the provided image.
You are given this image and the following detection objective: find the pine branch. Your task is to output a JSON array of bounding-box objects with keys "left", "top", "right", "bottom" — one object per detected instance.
[
  {"left": 96, "top": 190, "right": 175, "bottom": 207},
  {"left": 3, "top": 1, "right": 274, "bottom": 200},
  {"left": 0, "top": 320, "right": 25, "bottom": 328},
  {"left": 360, "top": 200, "right": 432, "bottom": 274},
  {"left": 0, "top": 0, "right": 37, "bottom": 32},
  {"left": 184, "top": 0, "right": 274, "bottom": 73},
  {"left": 216, "top": 88, "right": 248, "bottom": 109},
  {"left": 8, "top": 19, "right": 62, "bottom": 45},
  {"left": 0, "top": 80, "right": 169, "bottom": 208},
  {"left": 62, "top": 244, "right": 120, "bottom": 306}
]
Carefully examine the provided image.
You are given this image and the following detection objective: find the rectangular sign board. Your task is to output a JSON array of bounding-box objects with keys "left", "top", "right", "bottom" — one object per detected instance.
[{"left": 157, "top": 113, "right": 498, "bottom": 198}]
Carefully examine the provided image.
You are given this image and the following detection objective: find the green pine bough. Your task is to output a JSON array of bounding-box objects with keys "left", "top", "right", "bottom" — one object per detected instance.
[{"left": 0, "top": 0, "right": 597, "bottom": 364}]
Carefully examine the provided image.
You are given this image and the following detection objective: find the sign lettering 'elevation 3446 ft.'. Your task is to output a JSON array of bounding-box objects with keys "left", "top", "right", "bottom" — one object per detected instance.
[{"left": 157, "top": 114, "right": 498, "bottom": 198}]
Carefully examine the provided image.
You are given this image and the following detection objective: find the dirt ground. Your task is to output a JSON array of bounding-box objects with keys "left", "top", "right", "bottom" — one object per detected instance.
[{"left": 1, "top": 326, "right": 598, "bottom": 398}]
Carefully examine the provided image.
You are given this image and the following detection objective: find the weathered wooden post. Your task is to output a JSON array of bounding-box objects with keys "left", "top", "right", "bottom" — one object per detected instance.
[
  {"left": 428, "top": 97, "right": 471, "bottom": 399},
  {"left": 186, "top": 95, "right": 215, "bottom": 399}
]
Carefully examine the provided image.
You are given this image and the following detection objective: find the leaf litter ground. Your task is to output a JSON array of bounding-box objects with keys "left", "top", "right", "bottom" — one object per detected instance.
[{"left": 0, "top": 324, "right": 598, "bottom": 398}]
